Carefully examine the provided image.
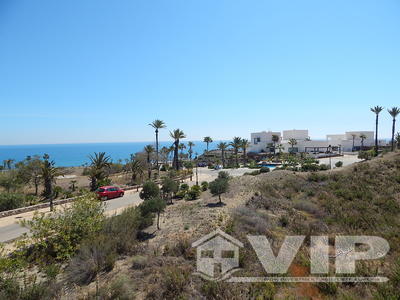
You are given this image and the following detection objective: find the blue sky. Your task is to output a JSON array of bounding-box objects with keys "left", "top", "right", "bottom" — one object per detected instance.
[{"left": 1, "top": 0, "right": 399, "bottom": 145}]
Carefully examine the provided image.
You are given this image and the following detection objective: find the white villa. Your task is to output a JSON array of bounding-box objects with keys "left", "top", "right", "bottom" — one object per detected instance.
[{"left": 249, "top": 129, "right": 378, "bottom": 155}]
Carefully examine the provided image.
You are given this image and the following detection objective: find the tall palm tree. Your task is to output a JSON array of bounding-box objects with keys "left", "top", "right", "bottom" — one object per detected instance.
[
  {"left": 217, "top": 142, "right": 228, "bottom": 168},
  {"left": 272, "top": 135, "right": 280, "bottom": 155},
  {"left": 41, "top": 154, "right": 61, "bottom": 211},
  {"left": 170, "top": 129, "right": 186, "bottom": 170},
  {"left": 160, "top": 146, "right": 170, "bottom": 165},
  {"left": 230, "top": 137, "right": 242, "bottom": 168},
  {"left": 370, "top": 106, "right": 384, "bottom": 153},
  {"left": 360, "top": 134, "right": 366, "bottom": 151},
  {"left": 388, "top": 107, "right": 400, "bottom": 151},
  {"left": 240, "top": 139, "right": 250, "bottom": 164},
  {"left": 149, "top": 119, "right": 166, "bottom": 175},
  {"left": 351, "top": 134, "right": 356, "bottom": 152},
  {"left": 144, "top": 145, "right": 155, "bottom": 179},
  {"left": 168, "top": 145, "right": 175, "bottom": 165},
  {"left": 288, "top": 138, "right": 297, "bottom": 154},
  {"left": 187, "top": 141, "right": 195, "bottom": 161},
  {"left": 88, "top": 152, "right": 111, "bottom": 191},
  {"left": 203, "top": 136, "right": 213, "bottom": 152}
]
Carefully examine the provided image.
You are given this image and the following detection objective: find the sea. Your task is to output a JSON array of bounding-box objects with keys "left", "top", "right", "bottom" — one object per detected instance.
[{"left": 0, "top": 141, "right": 224, "bottom": 167}]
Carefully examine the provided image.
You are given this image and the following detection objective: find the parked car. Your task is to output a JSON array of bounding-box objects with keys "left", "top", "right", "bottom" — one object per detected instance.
[
  {"left": 96, "top": 186, "right": 124, "bottom": 200},
  {"left": 197, "top": 162, "right": 207, "bottom": 167}
]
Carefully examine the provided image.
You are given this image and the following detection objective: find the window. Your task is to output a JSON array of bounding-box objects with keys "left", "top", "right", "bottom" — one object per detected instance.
[{"left": 254, "top": 137, "right": 261, "bottom": 144}]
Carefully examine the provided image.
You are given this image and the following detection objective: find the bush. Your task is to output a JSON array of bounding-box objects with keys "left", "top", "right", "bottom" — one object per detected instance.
[
  {"left": 102, "top": 206, "right": 144, "bottom": 253},
  {"left": 244, "top": 170, "right": 260, "bottom": 176},
  {"left": 139, "top": 197, "right": 166, "bottom": 229},
  {"left": 175, "top": 190, "right": 186, "bottom": 199},
  {"left": 140, "top": 181, "right": 160, "bottom": 200},
  {"left": 319, "top": 164, "right": 330, "bottom": 170},
  {"left": 66, "top": 235, "right": 116, "bottom": 285},
  {"left": 179, "top": 183, "right": 189, "bottom": 191},
  {"left": 218, "top": 171, "right": 230, "bottom": 180},
  {"left": 259, "top": 166, "right": 270, "bottom": 173},
  {"left": 185, "top": 185, "right": 201, "bottom": 200},
  {"left": 0, "top": 193, "right": 25, "bottom": 212},
  {"left": 19, "top": 193, "right": 105, "bottom": 261},
  {"left": 335, "top": 161, "right": 343, "bottom": 168},
  {"left": 201, "top": 181, "right": 208, "bottom": 191}
]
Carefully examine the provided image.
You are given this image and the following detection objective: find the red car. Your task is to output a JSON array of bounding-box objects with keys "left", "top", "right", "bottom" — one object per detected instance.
[{"left": 96, "top": 186, "right": 125, "bottom": 200}]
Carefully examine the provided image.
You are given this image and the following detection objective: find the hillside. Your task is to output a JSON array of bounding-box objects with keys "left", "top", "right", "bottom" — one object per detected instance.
[{"left": 3, "top": 153, "right": 400, "bottom": 299}]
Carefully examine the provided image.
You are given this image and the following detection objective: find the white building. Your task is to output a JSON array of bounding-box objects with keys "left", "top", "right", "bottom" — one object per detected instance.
[
  {"left": 249, "top": 131, "right": 281, "bottom": 153},
  {"left": 249, "top": 129, "right": 376, "bottom": 154}
]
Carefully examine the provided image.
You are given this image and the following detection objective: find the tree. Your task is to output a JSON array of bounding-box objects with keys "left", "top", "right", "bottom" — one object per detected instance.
[
  {"left": 126, "top": 155, "right": 144, "bottom": 185},
  {"left": 203, "top": 137, "right": 213, "bottom": 153},
  {"left": 178, "top": 143, "right": 186, "bottom": 163},
  {"left": 288, "top": 138, "right": 297, "bottom": 153},
  {"left": 351, "top": 134, "right": 356, "bottom": 152},
  {"left": 26, "top": 156, "right": 42, "bottom": 195},
  {"left": 272, "top": 135, "right": 280, "bottom": 155},
  {"left": 139, "top": 181, "right": 160, "bottom": 200},
  {"left": 230, "top": 137, "right": 242, "bottom": 168},
  {"left": 240, "top": 139, "right": 250, "bottom": 164},
  {"left": 144, "top": 145, "right": 155, "bottom": 179},
  {"left": 360, "top": 134, "right": 366, "bottom": 151},
  {"left": 88, "top": 152, "right": 111, "bottom": 191},
  {"left": 161, "top": 177, "right": 179, "bottom": 204},
  {"left": 149, "top": 119, "right": 166, "bottom": 176},
  {"left": 41, "top": 154, "right": 61, "bottom": 211},
  {"left": 388, "top": 107, "right": 400, "bottom": 151},
  {"left": 217, "top": 142, "right": 228, "bottom": 168},
  {"left": 139, "top": 196, "right": 166, "bottom": 230},
  {"left": 160, "top": 146, "right": 170, "bottom": 165},
  {"left": 209, "top": 177, "right": 229, "bottom": 204},
  {"left": 371, "top": 106, "right": 384, "bottom": 153},
  {"left": 170, "top": 129, "right": 186, "bottom": 170},
  {"left": 187, "top": 141, "right": 195, "bottom": 161}
]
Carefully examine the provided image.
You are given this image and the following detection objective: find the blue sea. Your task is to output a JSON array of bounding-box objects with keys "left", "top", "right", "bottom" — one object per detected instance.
[{"left": 0, "top": 141, "right": 223, "bottom": 167}]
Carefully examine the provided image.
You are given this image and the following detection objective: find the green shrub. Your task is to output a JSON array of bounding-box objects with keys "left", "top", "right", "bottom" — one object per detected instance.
[
  {"left": 319, "top": 164, "right": 330, "bottom": 170},
  {"left": 200, "top": 181, "right": 208, "bottom": 191},
  {"left": 335, "top": 161, "right": 343, "bottom": 168},
  {"left": 179, "top": 183, "right": 189, "bottom": 191},
  {"left": 139, "top": 181, "right": 160, "bottom": 200},
  {"left": 185, "top": 185, "right": 201, "bottom": 200},
  {"left": 218, "top": 171, "right": 230, "bottom": 180},
  {"left": 19, "top": 193, "right": 105, "bottom": 261},
  {"left": 209, "top": 178, "right": 229, "bottom": 203},
  {"left": 0, "top": 193, "right": 25, "bottom": 212},
  {"left": 244, "top": 170, "right": 260, "bottom": 176},
  {"left": 174, "top": 190, "right": 186, "bottom": 199}
]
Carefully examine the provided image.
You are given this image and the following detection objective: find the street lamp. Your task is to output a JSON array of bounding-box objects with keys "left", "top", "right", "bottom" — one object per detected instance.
[{"left": 195, "top": 153, "right": 199, "bottom": 185}]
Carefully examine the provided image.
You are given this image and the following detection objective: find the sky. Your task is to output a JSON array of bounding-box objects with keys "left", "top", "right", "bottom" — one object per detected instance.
[{"left": 0, "top": 0, "right": 399, "bottom": 145}]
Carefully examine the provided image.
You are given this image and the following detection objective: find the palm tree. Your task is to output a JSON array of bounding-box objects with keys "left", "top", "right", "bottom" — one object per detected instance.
[
  {"left": 170, "top": 129, "right": 186, "bottom": 170},
  {"left": 217, "top": 142, "right": 228, "bottom": 168},
  {"left": 144, "top": 145, "right": 155, "bottom": 179},
  {"left": 240, "top": 139, "right": 250, "bottom": 164},
  {"left": 230, "top": 137, "right": 242, "bottom": 168},
  {"left": 370, "top": 106, "right": 384, "bottom": 153},
  {"left": 272, "top": 135, "right": 280, "bottom": 155},
  {"left": 288, "top": 138, "right": 297, "bottom": 154},
  {"left": 203, "top": 136, "right": 213, "bottom": 152},
  {"left": 360, "top": 134, "right": 366, "bottom": 151},
  {"left": 127, "top": 155, "right": 144, "bottom": 185},
  {"left": 160, "top": 146, "right": 170, "bottom": 165},
  {"left": 187, "top": 141, "right": 195, "bottom": 161},
  {"left": 351, "top": 134, "right": 356, "bottom": 152},
  {"left": 168, "top": 145, "right": 175, "bottom": 165},
  {"left": 149, "top": 119, "right": 166, "bottom": 176},
  {"left": 41, "top": 154, "right": 61, "bottom": 211},
  {"left": 388, "top": 107, "right": 400, "bottom": 151},
  {"left": 88, "top": 152, "right": 111, "bottom": 191}
]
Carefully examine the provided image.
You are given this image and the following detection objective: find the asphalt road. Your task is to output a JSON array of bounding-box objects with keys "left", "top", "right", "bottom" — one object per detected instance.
[{"left": 0, "top": 190, "right": 142, "bottom": 243}]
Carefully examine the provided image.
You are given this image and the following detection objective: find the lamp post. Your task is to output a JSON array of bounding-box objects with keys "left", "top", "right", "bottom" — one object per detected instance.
[{"left": 195, "top": 153, "right": 199, "bottom": 185}]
